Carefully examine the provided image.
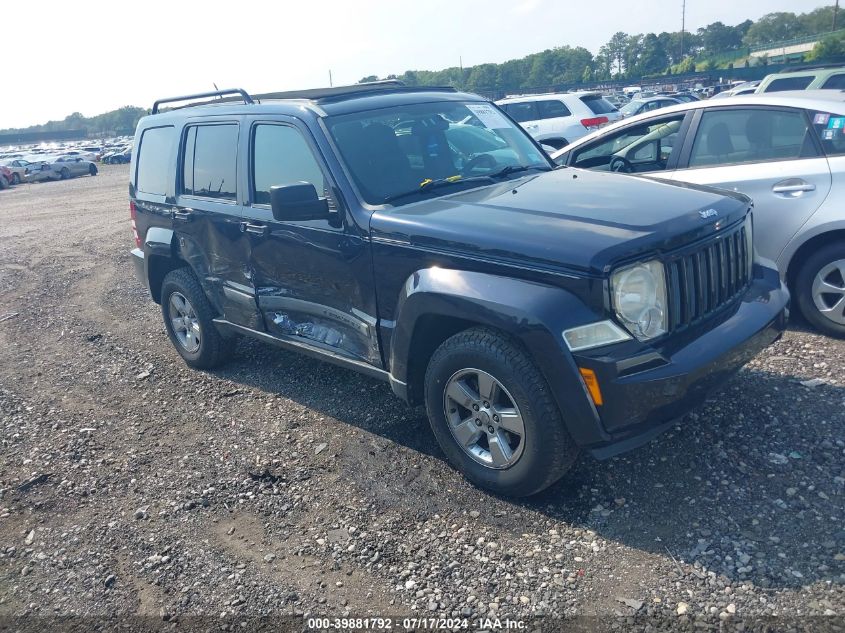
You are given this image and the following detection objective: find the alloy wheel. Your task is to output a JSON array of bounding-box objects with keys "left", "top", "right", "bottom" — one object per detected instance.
[
  {"left": 169, "top": 292, "right": 202, "bottom": 353},
  {"left": 442, "top": 368, "right": 525, "bottom": 469},
  {"left": 812, "top": 259, "right": 845, "bottom": 326}
]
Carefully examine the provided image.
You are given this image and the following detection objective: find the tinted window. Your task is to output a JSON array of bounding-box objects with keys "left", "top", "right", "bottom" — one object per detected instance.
[
  {"left": 763, "top": 76, "right": 813, "bottom": 92},
  {"left": 822, "top": 74, "right": 845, "bottom": 89},
  {"left": 136, "top": 126, "right": 174, "bottom": 196},
  {"left": 689, "top": 108, "right": 813, "bottom": 168},
  {"left": 505, "top": 102, "right": 539, "bottom": 123},
  {"left": 537, "top": 100, "right": 571, "bottom": 119},
  {"left": 252, "top": 125, "right": 328, "bottom": 206},
  {"left": 182, "top": 124, "right": 238, "bottom": 200},
  {"left": 580, "top": 95, "right": 617, "bottom": 114}
]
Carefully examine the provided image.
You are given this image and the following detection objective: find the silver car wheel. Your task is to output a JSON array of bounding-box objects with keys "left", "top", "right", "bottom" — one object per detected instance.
[
  {"left": 169, "top": 292, "right": 202, "bottom": 353},
  {"left": 443, "top": 368, "right": 525, "bottom": 470},
  {"left": 812, "top": 259, "right": 845, "bottom": 326}
]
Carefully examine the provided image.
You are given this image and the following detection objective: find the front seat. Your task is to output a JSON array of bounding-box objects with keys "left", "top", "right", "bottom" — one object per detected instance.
[{"left": 698, "top": 121, "right": 734, "bottom": 165}]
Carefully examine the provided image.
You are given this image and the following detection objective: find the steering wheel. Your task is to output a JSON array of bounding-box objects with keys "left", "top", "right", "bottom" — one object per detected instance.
[
  {"left": 462, "top": 153, "right": 497, "bottom": 174},
  {"left": 609, "top": 156, "right": 634, "bottom": 173}
]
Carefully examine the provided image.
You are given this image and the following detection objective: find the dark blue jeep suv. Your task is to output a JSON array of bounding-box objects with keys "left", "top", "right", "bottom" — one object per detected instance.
[{"left": 129, "top": 82, "right": 789, "bottom": 496}]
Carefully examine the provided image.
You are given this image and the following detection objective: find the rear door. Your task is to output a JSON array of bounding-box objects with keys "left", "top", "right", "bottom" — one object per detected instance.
[
  {"left": 535, "top": 99, "right": 576, "bottom": 144},
  {"left": 667, "top": 105, "right": 831, "bottom": 265},
  {"left": 240, "top": 117, "right": 382, "bottom": 366},
  {"left": 174, "top": 119, "right": 262, "bottom": 329}
]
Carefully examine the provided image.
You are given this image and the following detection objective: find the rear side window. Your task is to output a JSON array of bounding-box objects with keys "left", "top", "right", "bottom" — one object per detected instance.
[
  {"left": 821, "top": 74, "right": 845, "bottom": 89},
  {"left": 580, "top": 95, "right": 617, "bottom": 115},
  {"left": 136, "top": 126, "right": 174, "bottom": 196},
  {"left": 688, "top": 108, "right": 814, "bottom": 168},
  {"left": 182, "top": 124, "right": 238, "bottom": 201},
  {"left": 504, "top": 102, "right": 539, "bottom": 123},
  {"left": 811, "top": 111, "right": 845, "bottom": 156},
  {"left": 537, "top": 100, "right": 571, "bottom": 119},
  {"left": 763, "top": 76, "right": 813, "bottom": 92},
  {"left": 252, "top": 124, "right": 329, "bottom": 205}
]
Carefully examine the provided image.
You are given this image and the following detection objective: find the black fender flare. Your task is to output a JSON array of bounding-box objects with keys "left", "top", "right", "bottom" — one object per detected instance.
[{"left": 388, "top": 268, "right": 610, "bottom": 446}]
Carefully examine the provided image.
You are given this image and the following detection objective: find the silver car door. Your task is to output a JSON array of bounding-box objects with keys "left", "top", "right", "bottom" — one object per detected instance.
[{"left": 666, "top": 106, "right": 831, "bottom": 269}]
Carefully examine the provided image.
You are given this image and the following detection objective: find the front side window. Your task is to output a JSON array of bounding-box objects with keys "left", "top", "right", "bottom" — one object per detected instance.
[
  {"left": 504, "top": 102, "right": 539, "bottom": 123},
  {"left": 688, "top": 108, "right": 814, "bottom": 168},
  {"left": 136, "top": 125, "right": 174, "bottom": 196},
  {"left": 619, "top": 100, "right": 645, "bottom": 117},
  {"left": 182, "top": 123, "right": 238, "bottom": 201},
  {"left": 571, "top": 114, "right": 685, "bottom": 172},
  {"left": 327, "top": 101, "right": 550, "bottom": 206},
  {"left": 252, "top": 124, "right": 329, "bottom": 205},
  {"left": 537, "top": 100, "right": 571, "bottom": 119}
]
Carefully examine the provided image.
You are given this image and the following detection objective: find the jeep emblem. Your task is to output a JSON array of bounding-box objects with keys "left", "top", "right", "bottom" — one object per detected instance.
[{"left": 699, "top": 209, "right": 718, "bottom": 219}]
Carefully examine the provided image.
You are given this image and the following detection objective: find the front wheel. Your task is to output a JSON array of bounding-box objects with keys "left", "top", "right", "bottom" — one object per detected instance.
[
  {"left": 160, "top": 268, "right": 235, "bottom": 368},
  {"left": 424, "top": 328, "right": 579, "bottom": 497},
  {"left": 795, "top": 242, "right": 845, "bottom": 338},
  {"left": 89, "top": 164, "right": 98, "bottom": 176},
  {"left": 12, "top": 173, "right": 20, "bottom": 185}
]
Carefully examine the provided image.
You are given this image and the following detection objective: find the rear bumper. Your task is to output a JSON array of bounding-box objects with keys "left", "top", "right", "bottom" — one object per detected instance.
[
  {"left": 131, "top": 248, "right": 147, "bottom": 289},
  {"left": 575, "top": 266, "right": 789, "bottom": 458}
]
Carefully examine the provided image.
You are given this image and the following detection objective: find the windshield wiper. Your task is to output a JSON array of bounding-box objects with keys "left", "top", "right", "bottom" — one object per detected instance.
[
  {"left": 487, "top": 164, "right": 552, "bottom": 179},
  {"left": 383, "top": 174, "right": 496, "bottom": 204}
]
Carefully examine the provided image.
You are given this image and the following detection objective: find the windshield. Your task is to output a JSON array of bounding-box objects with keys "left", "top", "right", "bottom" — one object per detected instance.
[
  {"left": 620, "top": 100, "right": 644, "bottom": 116},
  {"left": 326, "top": 101, "right": 550, "bottom": 206}
]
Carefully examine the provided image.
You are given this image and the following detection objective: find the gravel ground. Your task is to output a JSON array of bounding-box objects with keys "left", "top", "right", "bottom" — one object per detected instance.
[{"left": 0, "top": 166, "right": 843, "bottom": 632}]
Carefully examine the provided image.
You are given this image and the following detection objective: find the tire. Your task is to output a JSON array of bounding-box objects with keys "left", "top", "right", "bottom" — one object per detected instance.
[
  {"left": 11, "top": 173, "right": 20, "bottom": 185},
  {"left": 424, "top": 327, "right": 579, "bottom": 497},
  {"left": 160, "top": 268, "right": 235, "bottom": 369},
  {"left": 89, "top": 164, "right": 98, "bottom": 176},
  {"left": 795, "top": 241, "right": 845, "bottom": 338},
  {"left": 60, "top": 167, "right": 70, "bottom": 180},
  {"left": 0, "top": 176, "right": 7, "bottom": 190}
]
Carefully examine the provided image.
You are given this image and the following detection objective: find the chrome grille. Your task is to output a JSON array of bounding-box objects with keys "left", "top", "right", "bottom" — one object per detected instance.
[{"left": 666, "top": 223, "right": 751, "bottom": 330}]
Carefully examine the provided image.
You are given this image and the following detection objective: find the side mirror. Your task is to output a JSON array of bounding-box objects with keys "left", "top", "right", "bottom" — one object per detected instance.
[{"left": 270, "top": 182, "right": 330, "bottom": 222}]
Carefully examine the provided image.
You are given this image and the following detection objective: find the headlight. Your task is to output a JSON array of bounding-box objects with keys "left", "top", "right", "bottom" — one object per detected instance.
[{"left": 611, "top": 259, "right": 668, "bottom": 341}]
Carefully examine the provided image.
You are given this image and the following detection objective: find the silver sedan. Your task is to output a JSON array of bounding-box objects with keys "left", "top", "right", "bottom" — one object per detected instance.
[{"left": 552, "top": 91, "right": 845, "bottom": 338}]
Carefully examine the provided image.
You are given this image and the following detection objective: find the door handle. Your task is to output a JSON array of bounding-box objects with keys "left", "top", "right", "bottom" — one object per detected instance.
[
  {"left": 173, "top": 208, "right": 193, "bottom": 221},
  {"left": 241, "top": 222, "right": 268, "bottom": 236},
  {"left": 772, "top": 180, "right": 815, "bottom": 195}
]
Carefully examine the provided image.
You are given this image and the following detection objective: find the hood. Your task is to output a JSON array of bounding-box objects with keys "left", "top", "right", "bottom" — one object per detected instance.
[{"left": 369, "top": 168, "right": 749, "bottom": 276}]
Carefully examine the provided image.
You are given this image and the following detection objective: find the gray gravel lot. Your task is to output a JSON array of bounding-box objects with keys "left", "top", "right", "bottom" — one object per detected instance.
[{"left": 0, "top": 166, "right": 843, "bottom": 631}]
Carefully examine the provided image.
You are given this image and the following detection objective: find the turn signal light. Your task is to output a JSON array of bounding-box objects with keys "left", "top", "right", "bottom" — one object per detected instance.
[{"left": 579, "top": 368, "right": 603, "bottom": 406}]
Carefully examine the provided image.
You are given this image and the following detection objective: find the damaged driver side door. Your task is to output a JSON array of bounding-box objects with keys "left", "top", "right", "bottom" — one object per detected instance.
[{"left": 241, "top": 119, "right": 382, "bottom": 367}]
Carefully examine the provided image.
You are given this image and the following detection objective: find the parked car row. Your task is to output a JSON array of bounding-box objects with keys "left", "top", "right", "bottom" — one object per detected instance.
[{"left": 0, "top": 155, "right": 97, "bottom": 184}]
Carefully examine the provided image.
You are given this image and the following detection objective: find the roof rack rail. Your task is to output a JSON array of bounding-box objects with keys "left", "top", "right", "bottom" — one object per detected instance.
[{"left": 152, "top": 88, "right": 254, "bottom": 114}]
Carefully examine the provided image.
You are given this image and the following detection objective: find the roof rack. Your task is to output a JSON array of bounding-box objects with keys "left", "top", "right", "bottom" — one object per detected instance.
[
  {"left": 152, "top": 88, "right": 254, "bottom": 114},
  {"left": 254, "top": 80, "right": 458, "bottom": 103}
]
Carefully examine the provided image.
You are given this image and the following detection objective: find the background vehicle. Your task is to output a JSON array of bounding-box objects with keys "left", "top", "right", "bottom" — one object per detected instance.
[
  {"left": 553, "top": 91, "right": 845, "bottom": 337},
  {"left": 496, "top": 92, "right": 620, "bottom": 149},
  {"left": 129, "top": 84, "right": 787, "bottom": 497},
  {"left": 101, "top": 147, "right": 131, "bottom": 164},
  {"left": 619, "top": 96, "right": 682, "bottom": 118},
  {"left": 756, "top": 65, "right": 845, "bottom": 93},
  {"left": 45, "top": 155, "right": 98, "bottom": 179},
  {"left": 711, "top": 81, "right": 761, "bottom": 99},
  {"left": 0, "top": 166, "right": 12, "bottom": 189}
]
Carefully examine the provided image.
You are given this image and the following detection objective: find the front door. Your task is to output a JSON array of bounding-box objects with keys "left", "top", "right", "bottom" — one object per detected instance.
[
  {"left": 668, "top": 106, "right": 832, "bottom": 265},
  {"left": 240, "top": 118, "right": 381, "bottom": 366}
]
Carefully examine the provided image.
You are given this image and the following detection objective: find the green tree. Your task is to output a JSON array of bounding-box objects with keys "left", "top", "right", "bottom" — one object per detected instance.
[
  {"left": 358, "top": 75, "right": 379, "bottom": 83},
  {"left": 807, "top": 31, "right": 845, "bottom": 60},
  {"left": 743, "top": 12, "right": 801, "bottom": 46}
]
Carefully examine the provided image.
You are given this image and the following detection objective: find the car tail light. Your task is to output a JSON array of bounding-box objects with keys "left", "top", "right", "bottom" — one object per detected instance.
[
  {"left": 581, "top": 116, "right": 609, "bottom": 128},
  {"left": 130, "top": 201, "right": 142, "bottom": 248}
]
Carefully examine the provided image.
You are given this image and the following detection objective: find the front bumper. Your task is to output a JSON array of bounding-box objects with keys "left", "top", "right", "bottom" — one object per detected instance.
[{"left": 574, "top": 265, "right": 789, "bottom": 458}]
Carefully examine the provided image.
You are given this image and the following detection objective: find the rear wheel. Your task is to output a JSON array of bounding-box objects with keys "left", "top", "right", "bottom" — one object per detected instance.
[
  {"left": 11, "top": 173, "right": 20, "bottom": 185},
  {"left": 796, "top": 242, "right": 845, "bottom": 338},
  {"left": 424, "top": 327, "right": 579, "bottom": 497},
  {"left": 89, "top": 163, "right": 98, "bottom": 176},
  {"left": 160, "top": 268, "right": 235, "bottom": 368}
]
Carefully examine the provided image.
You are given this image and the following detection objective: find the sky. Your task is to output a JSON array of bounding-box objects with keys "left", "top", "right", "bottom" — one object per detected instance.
[{"left": 2, "top": 0, "right": 827, "bottom": 129}]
